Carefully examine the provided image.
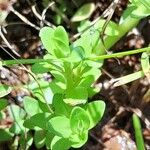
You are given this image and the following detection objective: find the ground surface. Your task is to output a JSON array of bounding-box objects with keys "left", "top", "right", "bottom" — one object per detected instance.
[{"left": 0, "top": 0, "right": 150, "bottom": 149}]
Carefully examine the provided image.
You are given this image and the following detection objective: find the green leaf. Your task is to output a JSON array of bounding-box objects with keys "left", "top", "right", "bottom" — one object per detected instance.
[
  {"left": 34, "top": 130, "right": 46, "bottom": 149},
  {"left": 70, "top": 130, "right": 88, "bottom": 148},
  {"left": 44, "top": 54, "right": 64, "bottom": 71},
  {"left": 140, "top": 0, "right": 150, "bottom": 9},
  {"left": 23, "top": 96, "right": 41, "bottom": 116},
  {"left": 130, "top": 0, "right": 150, "bottom": 10},
  {"left": 82, "top": 67, "right": 101, "bottom": 81},
  {"left": 47, "top": 116, "right": 72, "bottom": 138},
  {"left": 24, "top": 113, "right": 51, "bottom": 130},
  {"left": 85, "top": 101, "right": 105, "bottom": 129},
  {"left": 34, "top": 86, "right": 53, "bottom": 104},
  {"left": 68, "top": 46, "right": 85, "bottom": 62},
  {"left": 88, "top": 86, "right": 100, "bottom": 97},
  {"left": 38, "top": 100, "right": 51, "bottom": 113},
  {"left": 78, "top": 19, "right": 119, "bottom": 36},
  {"left": 28, "top": 79, "right": 64, "bottom": 99},
  {"left": 120, "top": 5, "right": 137, "bottom": 24},
  {"left": 9, "top": 120, "right": 25, "bottom": 134},
  {"left": 0, "top": 129, "right": 13, "bottom": 142},
  {"left": 71, "top": 3, "right": 95, "bottom": 22},
  {"left": 53, "top": 26, "right": 70, "bottom": 57},
  {"left": 45, "top": 131, "right": 55, "bottom": 149},
  {"left": 77, "top": 20, "right": 91, "bottom": 32},
  {"left": 40, "top": 26, "right": 70, "bottom": 58},
  {"left": 27, "top": 79, "right": 49, "bottom": 90},
  {"left": 141, "top": 52, "right": 150, "bottom": 78},
  {"left": 79, "top": 75, "right": 94, "bottom": 87},
  {"left": 127, "top": 0, "right": 150, "bottom": 19},
  {"left": 64, "top": 87, "right": 88, "bottom": 106},
  {"left": 50, "top": 81, "right": 65, "bottom": 93},
  {"left": 39, "top": 27, "right": 55, "bottom": 55},
  {"left": 85, "top": 60, "right": 103, "bottom": 68},
  {"left": 51, "top": 136, "right": 71, "bottom": 150},
  {"left": 0, "top": 84, "right": 12, "bottom": 98},
  {"left": 73, "top": 29, "right": 99, "bottom": 57},
  {"left": 52, "top": 94, "right": 72, "bottom": 116},
  {"left": 31, "top": 62, "right": 51, "bottom": 74},
  {"left": 0, "top": 98, "right": 8, "bottom": 111},
  {"left": 74, "top": 19, "right": 118, "bottom": 56},
  {"left": 131, "top": 4, "right": 150, "bottom": 18},
  {"left": 54, "top": 26, "right": 69, "bottom": 47},
  {"left": 70, "top": 107, "right": 90, "bottom": 133},
  {"left": 7, "top": 104, "right": 26, "bottom": 121},
  {"left": 51, "top": 70, "right": 66, "bottom": 83}
]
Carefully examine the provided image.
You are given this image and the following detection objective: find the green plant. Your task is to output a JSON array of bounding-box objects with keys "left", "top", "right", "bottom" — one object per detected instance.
[
  {"left": 132, "top": 114, "right": 145, "bottom": 150},
  {"left": 0, "top": 0, "right": 150, "bottom": 149},
  {"left": 23, "top": 25, "right": 106, "bottom": 149}
]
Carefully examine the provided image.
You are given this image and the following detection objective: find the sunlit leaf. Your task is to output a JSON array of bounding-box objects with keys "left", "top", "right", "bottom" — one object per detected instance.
[
  {"left": 0, "top": 84, "right": 12, "bottom": 98},
  {"left": 7, "top": 104, "right": 26, "bottom": 121},
  {"left": 34, "top": 130, "right": 46, "bottom": 149},
  {"left": 70, "top": 107, "right": 90, "bottom": 133},
  {"left": 51, "top": 26, "right": 70, "bottom": 58},
  {"left": 68, "top": 46, "right": 86, "bottom": 62},
  {"left": 39, "top": 27, "right": 55, "bottom": 55},
  {"left": 85, "top": 101, "right": 105, "bottom": 129},
  {"left": 70, "top": 130, "right": 88, "bottom": 148},
  {"left": 64, "top": 87, "right": 88, "bottom": 106},
  {"left": 0, "top": 129, "right": 13, "bottom": 142},
  {"left": 52, "top": 94, "right": 72, "bottom": 116},
  {"left": 31, "top": 62, "right": 51, "bottom": 74},
  {"left": 71, "top": 3, "right": 95, "bottom": 22},
  {"left": 24, "top": 113, "right": 51, "bottom": 130},
  {"left": 0, "top": 98, "right": 8, "bottom": 111},
  {"left": 40, "top": 26, "right": 70, "bottom": 58},
  {"left": 51, "top": 136, "right": 71, "bottom": 150},
  {"left": 48, "top": 116, "right": 71, "bottom": 138},
  {"left": 9, "top": 120, "right": 25, "bottom": 134},
  {"left": 23, "top": 96, "right": 41, "bottom": 116}
]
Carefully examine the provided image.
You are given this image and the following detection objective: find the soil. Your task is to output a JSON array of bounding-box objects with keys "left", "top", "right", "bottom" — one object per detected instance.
[{"left": 0, "top": 0, "right": 150, "bottom": 150}]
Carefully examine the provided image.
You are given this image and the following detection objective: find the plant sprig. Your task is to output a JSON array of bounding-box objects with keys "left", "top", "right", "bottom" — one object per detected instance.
[{"left": 0, "top": 0, "right": 150, "bottom": 149}]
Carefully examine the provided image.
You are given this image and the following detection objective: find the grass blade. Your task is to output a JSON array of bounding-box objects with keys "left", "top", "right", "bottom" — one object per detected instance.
[{"left": 132, "top": 114, "right": 145, "bottom": 150}]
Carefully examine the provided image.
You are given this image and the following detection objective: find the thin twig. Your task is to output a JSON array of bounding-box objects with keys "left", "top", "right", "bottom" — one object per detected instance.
[
  {"left": 41, "top": 1, "right": 55, "bottom": 27},
  {"left": 10, "top": 7, "right": 40, "bottom": 30},
  {"left": 0, "top": 26, "right": 20, "bottom": 57},
  {"left": 100, "top": 0, "right": 119, "bottom": 53},
  {"left": 31, "top": 4, "right": 55, "bottom": 27}
]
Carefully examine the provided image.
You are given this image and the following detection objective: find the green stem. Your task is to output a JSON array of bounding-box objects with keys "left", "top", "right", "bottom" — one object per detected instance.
[
  {"left": 90, "top": 47, "right": 150, "bottom": 61},
  {"left": 2, "top": 47, "right": 150, "bottom": 66},
  {"left": 2, "top": 59, "right": 45, "bottom": 66}
]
